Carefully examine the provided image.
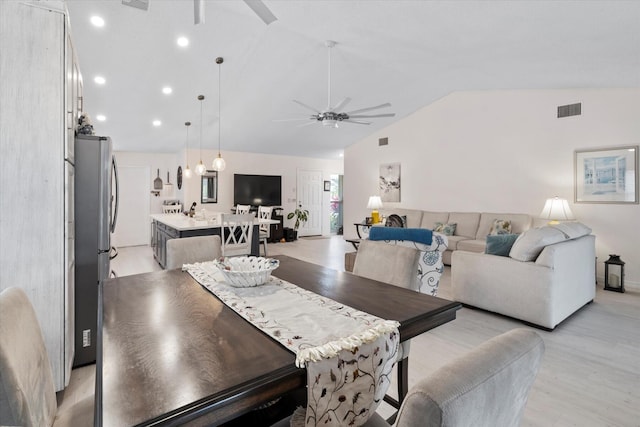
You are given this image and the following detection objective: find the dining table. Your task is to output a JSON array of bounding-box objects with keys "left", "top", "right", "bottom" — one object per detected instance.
[{"left": 97, "top": 255, "right": 461, "bottom": 426}]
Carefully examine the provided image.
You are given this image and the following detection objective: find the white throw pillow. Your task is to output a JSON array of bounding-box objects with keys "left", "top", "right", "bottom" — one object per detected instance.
[
  {"left": 549, "top": 222, "right": 592, "bottom": 239},
  {"left": 509, "top": 227, "right": 567, "bottom": 262}
]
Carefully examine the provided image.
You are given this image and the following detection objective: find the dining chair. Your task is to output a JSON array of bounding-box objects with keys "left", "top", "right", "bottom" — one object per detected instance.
[
  {"left": 235, "top": 204, "right": 251, "bottom": 214},
  {"left": 257, "top": 206, "right": 273, "bottom": 256},
  {"left": 0, "top": 287, "right": 94, "bottom": 427},
  {"left": 363, "top": 328, "right": 545, "bottom": 427},
  {"left": 221, "top": 213, "right": 255, "bottom": 257},
  {"left": 165, "top": 235, "right": 222, "bottom": 269},
  {"left": 352, "top": 239, "right": 421, "bottom": 419}
]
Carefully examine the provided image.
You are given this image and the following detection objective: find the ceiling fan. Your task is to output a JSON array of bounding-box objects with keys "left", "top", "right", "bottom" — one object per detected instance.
[
  {"left": 279, "top": 40, "right": 396, "bottom": 128},
  {"left": 121, "top": 0, "right": 277, "bottom": 25}
]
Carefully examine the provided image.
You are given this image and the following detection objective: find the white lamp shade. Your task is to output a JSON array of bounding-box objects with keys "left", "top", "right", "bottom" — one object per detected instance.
[
  {"left": 184, "top": 166, "right": 193, "bottom": 178},
  {"left": 540, "top": 197, "right": 575, "bottom": 221},
  {"left": 195, "top": 161, "right": 206, "bottom": 176},
  {"left": 367, "top": 196, "right": 383, "bottom": 210}
]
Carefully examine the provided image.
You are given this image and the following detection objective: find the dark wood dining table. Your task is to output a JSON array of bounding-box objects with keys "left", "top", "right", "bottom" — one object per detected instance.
[{"left": 97, "top": 255, "right": 461, "bottom": 426}]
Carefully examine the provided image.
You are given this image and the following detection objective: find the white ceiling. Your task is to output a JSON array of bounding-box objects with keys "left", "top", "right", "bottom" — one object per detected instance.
[{"left": 66, "top": 0, "right": 640, "bottom": 159}]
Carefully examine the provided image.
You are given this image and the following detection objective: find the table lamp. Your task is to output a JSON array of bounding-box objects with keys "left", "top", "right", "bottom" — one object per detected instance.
[
  {"left": 539, "top": 196, "right": 575, "bottom": 224},
  {"left": 367, "top": 196, "right": 383, "bottom": 224}
]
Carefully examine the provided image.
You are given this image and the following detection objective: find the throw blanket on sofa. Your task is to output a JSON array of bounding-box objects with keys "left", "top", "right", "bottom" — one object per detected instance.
[
  {"left": 368, "top": 227, "right": 447, "bottom": 296},
  {"left": 369, "top": 227, "right": 432, "bottom": 245},
  {"left": 185, "top": 261, "right": 399, "bottom": 427}
]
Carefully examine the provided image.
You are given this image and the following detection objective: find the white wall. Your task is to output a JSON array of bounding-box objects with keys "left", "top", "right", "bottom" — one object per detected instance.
[
  {"left": 115, "top": 149, "right": 343, "bottom": 236},
  {"left": 344, "top": 88, "right": 640, "bottom": 287}
]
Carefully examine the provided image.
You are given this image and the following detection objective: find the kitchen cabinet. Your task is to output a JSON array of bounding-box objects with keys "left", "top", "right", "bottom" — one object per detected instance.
[{"left": 0, "top": 0, "right": 82, "bottom": 391}]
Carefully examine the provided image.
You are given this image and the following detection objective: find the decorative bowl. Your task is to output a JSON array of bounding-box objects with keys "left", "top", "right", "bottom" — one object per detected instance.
[{"left": 214, "top": 256, "right": 280, "bottom": 287}]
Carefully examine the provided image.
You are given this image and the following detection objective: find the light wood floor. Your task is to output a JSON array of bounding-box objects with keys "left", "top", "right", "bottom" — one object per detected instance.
[{"left": 68, "top": 237, "right": 640, "bottom": 426}]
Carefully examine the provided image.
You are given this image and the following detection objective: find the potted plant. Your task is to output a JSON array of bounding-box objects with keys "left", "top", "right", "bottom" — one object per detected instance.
[{"left": 286, "top": 204, "right": 309, "bottom": 240}]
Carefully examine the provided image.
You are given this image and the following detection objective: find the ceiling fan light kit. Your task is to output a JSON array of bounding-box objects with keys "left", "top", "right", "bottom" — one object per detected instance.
[{"left": 281, "top": 40, "right": 396, "bottom": 128}]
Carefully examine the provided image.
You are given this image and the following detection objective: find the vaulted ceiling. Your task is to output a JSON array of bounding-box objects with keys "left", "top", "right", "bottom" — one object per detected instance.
[{"left": 66, "top": 1, "right": 640, "bottom": 159}]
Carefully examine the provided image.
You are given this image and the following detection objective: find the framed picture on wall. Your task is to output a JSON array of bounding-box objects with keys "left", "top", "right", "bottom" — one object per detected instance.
[
  {"left": 324, "top": 180, "right": 331, "bottom": 191},
  {"left": 379, "top": 162, "right": 401, "bottom": 202},
  {"left": 574, "top": 146, "right": 639, "bottom": 204}
]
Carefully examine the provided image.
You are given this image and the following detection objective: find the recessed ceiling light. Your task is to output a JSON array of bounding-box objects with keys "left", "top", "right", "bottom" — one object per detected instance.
[
  {"left": 177, "top": 37, "right": 189, "bottom": 47},
  {"left": 339, "top": 152, "right": 344, "bottom": 157},
  {"left": 94, "top": 76, "right": 106, "bottom": 85},
  {"left": 96, "top": 115, "right": 106, "bottom": 121},
  {"left": 162, "top": 87, "right": 172, "bottom": 95},
  {"left": 90, "top": 16, "right": 105, "bottom": 27},
  {"left": 153, "top": 120, "right": 162, "bottom": 126}
]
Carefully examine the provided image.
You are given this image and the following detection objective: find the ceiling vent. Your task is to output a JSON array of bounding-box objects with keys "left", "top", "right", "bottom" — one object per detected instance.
[
  {"left": 379, "top": 137, "right": 389, "bottom": 146},
  {"left": 122, "top": 0, "right": 149, "bottom": 11},
  {"left": 557, "top": 103, "right": 581, "bottom": 118}
]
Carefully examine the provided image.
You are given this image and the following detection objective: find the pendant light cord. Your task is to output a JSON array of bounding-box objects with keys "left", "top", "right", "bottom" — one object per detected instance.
[{"left": 218, "top": 61, "right": 221, "bottom": 156}]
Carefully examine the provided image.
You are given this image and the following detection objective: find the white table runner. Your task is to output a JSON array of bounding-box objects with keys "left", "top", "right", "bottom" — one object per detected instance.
[{"left": 185, "top": 261, "right": 399, "bottom": 426}]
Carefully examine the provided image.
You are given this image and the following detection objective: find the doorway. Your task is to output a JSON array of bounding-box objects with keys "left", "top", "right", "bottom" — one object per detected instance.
[
  {"left": 111, "top": 166, "right": 150, "bottom": 247},
  {"left": 329, "top": 174, "right": 343, "bottom": 234}
]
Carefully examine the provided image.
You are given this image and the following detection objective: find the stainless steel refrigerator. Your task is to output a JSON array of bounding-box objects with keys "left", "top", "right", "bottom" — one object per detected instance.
[{"left": 74, "top": 135, "right": 118, "bottom": 367}]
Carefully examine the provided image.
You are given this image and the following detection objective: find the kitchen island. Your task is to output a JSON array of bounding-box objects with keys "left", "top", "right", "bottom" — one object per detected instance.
[{"left": 151, "top": 213, "right": 269, "bottom": 268}]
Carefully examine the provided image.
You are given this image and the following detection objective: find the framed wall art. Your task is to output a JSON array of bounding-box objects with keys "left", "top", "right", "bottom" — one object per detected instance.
[
  {"left": 379, "top": 162, "right": 401, "bottom": 202},
  {"left": 574, "top": 146, "right": 638, "bottom": 204}
]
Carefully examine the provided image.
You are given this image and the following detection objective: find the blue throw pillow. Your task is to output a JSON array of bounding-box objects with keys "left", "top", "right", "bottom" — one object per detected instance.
[{"left": 485, "top": 234, "right": 519, "bottom": 257}]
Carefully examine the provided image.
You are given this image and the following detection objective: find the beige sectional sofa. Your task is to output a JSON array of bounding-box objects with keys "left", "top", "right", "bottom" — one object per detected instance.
[{"left": 378, "top": 208, "right": 533, "bottom": 265}]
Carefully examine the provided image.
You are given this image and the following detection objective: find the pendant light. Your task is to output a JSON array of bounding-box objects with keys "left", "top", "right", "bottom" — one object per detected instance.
[
  {"left": 195, "top": 94, "right": 207, "bottom": 176},
  {"left": 212, "top": 57, "right": 226, "bottom": 171},
  {"left": 183, "top": 121, "right": 193, "bottom": 178}
]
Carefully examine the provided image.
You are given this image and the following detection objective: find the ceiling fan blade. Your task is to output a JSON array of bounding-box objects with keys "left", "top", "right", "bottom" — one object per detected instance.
[
  {"left": 348, "top": 113, "right": 396, "bottom": 119},
  {"left": 344, "top": 102, "right": 392, "bottom": 115},
  {"left": 297, "top": 121, "right": 318, "bottom": 128},
  {"left": 243, "top": 0, "right": 278, "bottom": 25},
  {"left": 330, "top": 97, "right": 351, "bottom": 113},
  {"left": 194, "top": 0, "right": 205, "bottom": 24},
  {"left": 293, "top": 100, "right": 322, "bottom": 114},
  {"left": 273, "top": 117, "right": 315, "bottom": 122},
  {"left": 343, "top": 119, "right": 371, "bottom": 125}
]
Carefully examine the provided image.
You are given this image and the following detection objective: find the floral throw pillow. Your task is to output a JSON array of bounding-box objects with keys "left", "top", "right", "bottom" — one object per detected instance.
[
  {"left": 434, "top": 222, "right": 457, "bottom": 236},
  {"left": 489, "top": 219, "right": 512, "bottom": 235}
]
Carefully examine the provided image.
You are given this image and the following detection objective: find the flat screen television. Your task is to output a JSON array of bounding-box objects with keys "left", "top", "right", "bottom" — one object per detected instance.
[{"left": 233, "top": 174, "right": 282, "bottom": 207}]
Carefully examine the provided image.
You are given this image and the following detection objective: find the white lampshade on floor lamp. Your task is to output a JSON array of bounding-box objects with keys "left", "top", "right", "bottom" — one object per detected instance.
[
  {"left": 539, "top": 196, "right": 575, "bottom": 224},
  {"left": 367, "top": 196, "right": 383, "bottom": 224}
]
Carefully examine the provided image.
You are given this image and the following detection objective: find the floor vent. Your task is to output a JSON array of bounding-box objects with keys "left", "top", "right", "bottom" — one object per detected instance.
[
  {"left": 379, "top": 137, "right": 389, "bottom": 146},
  {"left": 558, "top": 103, "right": 581, "bottom": 118}
]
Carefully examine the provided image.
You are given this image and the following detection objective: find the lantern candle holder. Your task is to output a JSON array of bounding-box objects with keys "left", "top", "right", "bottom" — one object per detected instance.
[{"left": 604, "top": 254, "right": 625, "bottom": 293}]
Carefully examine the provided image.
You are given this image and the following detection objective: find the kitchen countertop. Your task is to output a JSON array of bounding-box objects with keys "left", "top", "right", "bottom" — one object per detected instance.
[{"left": 151, "top": 213, "right": 280, "bottom": 231}]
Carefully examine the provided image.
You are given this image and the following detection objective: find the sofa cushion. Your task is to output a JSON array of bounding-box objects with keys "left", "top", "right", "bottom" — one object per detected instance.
[
  {"left": 549, "top": 222, "right": 592, "bottom": 239},
  {"left": 489, "top": 219, "right": 512, "bottom": 235},
  {"left": 485, "top": 234, "right": 520, "bottom": 257},
  {"left": 379, "top": 208, "right": 423, "bottom": 228},
  {"left": 509, "top": 226, "right": 567, "bottom": 262},
  {"left": 476, "top": 213, "right": 532, "bottom": 240},
  {"left": 434, "top": 222, "right": 457, "bottom": 236},
  {"left": 448, "top": 212, "right": 481, "bottom": 238},
  {"left": 420, "top": 211, "right": 450, "bottom": 229},
  {"left": 457, "top": 239, "right": 487, "bottom": 253},
  {"left": 444, "top": 235, "right": 470, "bottom": 251}
]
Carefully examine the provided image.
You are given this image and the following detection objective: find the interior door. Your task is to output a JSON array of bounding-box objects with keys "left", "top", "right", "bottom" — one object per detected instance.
[
  {"left": 111, "top": 166, "right": 150, "bottom": 247},
  {"left": 296, "top": 169, "right": 322, "bottom": 236}
]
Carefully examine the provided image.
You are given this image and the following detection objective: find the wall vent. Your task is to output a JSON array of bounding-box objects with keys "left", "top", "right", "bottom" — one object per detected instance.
[
  {"left": 557, "top": 103, "right": 581, "bottom": 118},
  {"left": 378, "top": 137, "right": 389, "bottom": 146}
]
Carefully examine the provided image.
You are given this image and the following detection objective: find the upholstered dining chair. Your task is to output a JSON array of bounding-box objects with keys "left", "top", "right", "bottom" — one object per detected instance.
[
  {"left": 352, "top": 239, "right": 421, "bottom": 416},
  {"left": 0, "top": 287, "right": 94, "bottom": 427},
  {"left": 221, "top": 213, "right": 255, "bottom": 257},
  {"left": 257, "top": 206, "right": 273, "bottom": 256},
  {"left": 165, "top": 235, "right": 222, "bottom": 269},
  {"left": 235, "top": 204, "right": 251, "bottom": 214},
  {"left": 362, "top": 328, "right": 545, "bottom": 427}
]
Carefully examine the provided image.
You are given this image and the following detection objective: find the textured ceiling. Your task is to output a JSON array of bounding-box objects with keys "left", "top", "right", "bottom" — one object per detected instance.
[{"left": 66, "top": 0, "right": 640, "bottom": 159}]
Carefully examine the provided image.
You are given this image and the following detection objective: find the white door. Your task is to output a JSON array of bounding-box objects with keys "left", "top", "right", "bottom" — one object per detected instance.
[
  {"left": 297, "top": 169, "right": 322, "bottom": 236},
  {"left": 112, "top": 166, "right": 150, "bottom": 247}
]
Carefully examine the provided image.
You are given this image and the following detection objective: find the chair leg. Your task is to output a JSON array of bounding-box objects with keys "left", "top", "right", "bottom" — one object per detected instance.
[
  {"left": 398, "top": 357, "right": 408, "bottom": 405},
  {"left": 262, "top": 238, "right": 268, "bottom": 256}
]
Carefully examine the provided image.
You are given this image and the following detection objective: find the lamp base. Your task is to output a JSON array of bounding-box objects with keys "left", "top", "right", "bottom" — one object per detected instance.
[{"left": 371, "top": 210, "right": 380, "bottom": 224}]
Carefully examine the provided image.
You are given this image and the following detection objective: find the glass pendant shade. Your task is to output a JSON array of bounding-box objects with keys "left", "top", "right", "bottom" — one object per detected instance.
[
  {"left": 184, "top": 165, "right": 193, "bottom": 178},
  {"left": 212, "top": 154, "right": 226, "bottom": 171},
  {"left": 195, "top": 160, "right": 206, "bottom": 176},
  {"left": 184, "top": 121, "right": 192, "bottom": 178}
]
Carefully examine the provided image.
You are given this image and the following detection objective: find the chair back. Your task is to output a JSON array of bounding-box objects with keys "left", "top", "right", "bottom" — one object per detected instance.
[
  {"left": 166, "top": 235, "right": 222, "bottom": 269},
  {"left": 162, "top": 204, "right": 182, "bottom": 214},
  {"left": 0, "top": 287, "right": 57, "bottom": 427},
  {"left": 393, "top": 329, "right": 544, "bottom": 427},
  {"left": 257, "top": 206, "right": 273, "bottom": 236},
  {"left": 353, "top": 239, "right": 421, "bottom": 291},
  {"left": 221, "top": 214, "right": 255, "bottom": 257},
  {"left": 235, "top": 204, "right": 251, "bottom": 214}
]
